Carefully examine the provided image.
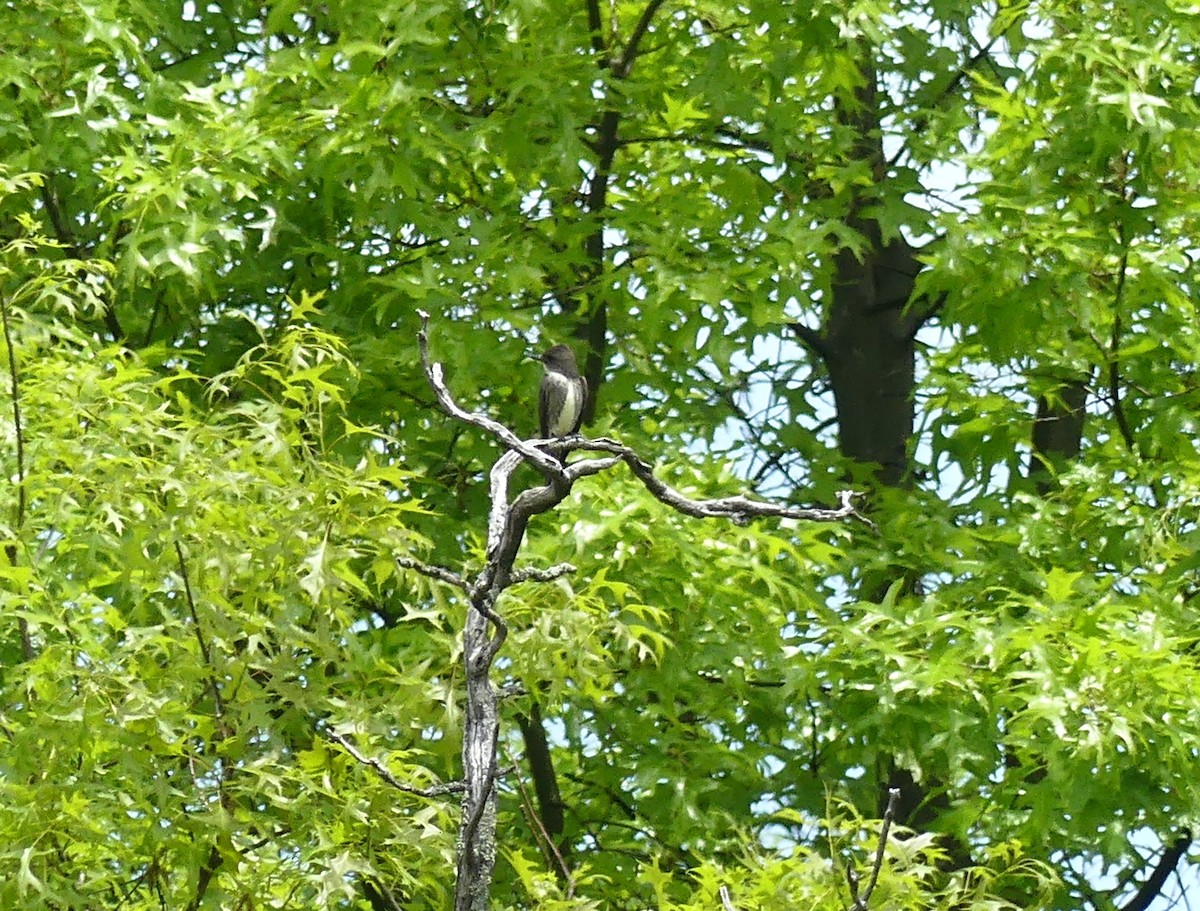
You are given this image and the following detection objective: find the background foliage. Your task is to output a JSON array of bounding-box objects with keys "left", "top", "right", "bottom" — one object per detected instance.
[{"left": 1, "top": 0, "right": 1199, "bottom": 908}]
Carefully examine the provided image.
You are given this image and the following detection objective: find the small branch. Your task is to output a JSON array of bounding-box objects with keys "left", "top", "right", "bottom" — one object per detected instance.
[
  {"left": 326, "top": 729, "right": 466, "bottom": 797},
  {"left": 510, "top": 563, "right": 577, "bottom": 584},
  {"left": 142, "top": 290, "right": 166, "bottom": 348},
  {"left": 614, "top": 0, "right": 668, "bottom": 78},
  {"left": 503, "top": 741, "right": 574, "bottom": 893},
  {"left": 396, "top": 554, "right": 468, "bottom": 591},
  {"left": 1119, "top": 830, "right": 1192, "bottom": 911},
  {"left": 38, "top": 179, "right": 84, "bottom": 259},
  {"left": 571, "top": 438, "right": 871, "bottom": 527},
  {"left": 186, "top": 844, "right": 223, "bottom": 911},
  {"left": 694, "top": 361, "right": 754, "bottom": 427},
  {"left": 790, "top": 321, "right": 832, "bottom": 365},
  {"left": 0, "top": 291, "right": 32, "bottom": 661},
  {"left": 586, "top": 0, "right": 606, "bottom": 55},
  {"left": 886, "top": 31, "right": 1004, "bottom": 170},
  {"left": 848, "top": 788, "right": 900, "bottom": 911},
  {"left": 615, "top": 132, "right": 754, "bottom": 153},
  {"left": 719, "top": 885, "right": 738, "bottom": 911},
  {"left": 37, "top": 177, "right": 124, "bottom": 342},
  {"left": 1108, "top": 244, "right": 1137, "bottom": 454},
  {"left": 862, "top": 789, "right": 900, "bottom": 907},
  {"left": 908, "top": 291, "right": 947, "bottom": 338},
  {"left": 0, "top": 291, "right": 25, "bottom": 536},
  {"left": 173, "top": 539, "right": 236, "bottom": 911},
  {"left": 173, "top": 541, "right": 226, "bottom": 724}
]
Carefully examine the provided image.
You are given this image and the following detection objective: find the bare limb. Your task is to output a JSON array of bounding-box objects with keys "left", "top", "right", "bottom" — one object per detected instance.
[
  {"left": 849, "top": 788, "right": 900, "bottom": 911},
  {"left": 173, "top": 541, "right": 226, "bottom": 724},
  {"left": 569, "top": 437, "right": 870, "bottom": 526},
  {"left": 1120, "top": 830, "right": 1192, "bottom": 911},
  {"left": 396, "top": 554, "right": 468, "bottom": 591},
  {"left": 614, "top": 0, "right": 667, "bottom": 77},
  {"left": 326, "top": 729, "right": 466, "bottom": 797},
  {"left": 586, "top": 0, "right": 606, "bottom": 55},
  {"left": 503, "top": 740, "right": 574, "bottom": 893},
  {"left": 510, "top": 563, "right": 577, "bottom": 584},
  {"left": 1107, "top": 238, "right": 1137, "bottom": 455},
  {"left": 719, "top": 884, "right": 738, "bottom": 911},
  {"left": 0, "top": 291, "right": 25, "bottom": 536},
  {"left": 0, "top": 291, "right": 32, "bottom": 661}
]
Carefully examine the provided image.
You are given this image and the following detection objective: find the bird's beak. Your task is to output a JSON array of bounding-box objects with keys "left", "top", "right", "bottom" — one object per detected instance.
[{"left": 523, "top": 352, "right": 541, "bottom": 362}]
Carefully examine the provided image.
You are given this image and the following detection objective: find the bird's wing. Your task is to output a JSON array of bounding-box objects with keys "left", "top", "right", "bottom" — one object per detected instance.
[
  {"left": 572, "top": 376, "right": 588, "bottom": 434},
  {"left": 539, "top": 375, "right": 565, "bottom": 438}
]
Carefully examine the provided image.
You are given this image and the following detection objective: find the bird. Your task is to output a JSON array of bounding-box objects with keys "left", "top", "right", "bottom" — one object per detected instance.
[{"left": 533, "top": 344, "right": 587, "bottom": 439}]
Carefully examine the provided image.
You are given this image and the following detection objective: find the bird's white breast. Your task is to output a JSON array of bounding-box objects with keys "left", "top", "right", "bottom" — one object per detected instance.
[{"left": 547, "top": 373, "right": 581, "bottom": 435}]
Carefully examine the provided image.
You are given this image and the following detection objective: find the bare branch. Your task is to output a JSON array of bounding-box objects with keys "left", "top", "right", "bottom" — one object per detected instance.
[
  {"left": 396, "top": 554, "right": 468, "bottom": 591},
  {"left": 614, "top": 0, "right": 667, "bottom": 78},
  {"left": 569, "top": 437, "right": 870, "bottom": 527},
  {"left": 849, "top": 788, "right": 901, "bottom": 911},
  {"left": 719, "top": 884, "right": 738, "bottom": 911},
  {"left": 510, "top": 563, "right": 577, "bottom": 584},
  {"left": 0, "top": 292, "right": 25, "bottom": 538},
  {"left": 1107, "top": 236, "right": 1138, "bottom": 456},
  {"left": 1120, "top": 831, "right": 1193, "bottom": 911},
  {"left": 503, "top": 741, "right": 574, "bottom": 893},
  {"left": 326, "top": 729, "right": 467, "bottom": 797},
  {"left": 173, "top": 541, "right": 227, "bottom": 726},
  {"left": 0, "top": 291, "right": 32, "bottom": 660},
  {"left": 586, "top": 0, "right": 606, "bottom": 55}
]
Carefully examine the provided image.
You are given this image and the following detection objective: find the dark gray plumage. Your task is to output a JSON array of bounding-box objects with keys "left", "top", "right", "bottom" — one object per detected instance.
[{"left": 536, "top": 344, "right": 587, "bottom": 438}]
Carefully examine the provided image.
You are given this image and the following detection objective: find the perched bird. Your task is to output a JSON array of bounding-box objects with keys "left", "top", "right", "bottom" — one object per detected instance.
[{"left": 533, "top": 343, "right": 587, "bottom": 438}]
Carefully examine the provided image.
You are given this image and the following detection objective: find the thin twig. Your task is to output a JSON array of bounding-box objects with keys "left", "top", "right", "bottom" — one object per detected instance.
[
  {"left": 0, "top": 292, "right": 25, "bottom": 533},
  {"left": 326, "top": 729, "right": 466, "bottom": 797},
  {"left": 614, "top": 0, "right": 668, "bottom": 78},
  {"left": 396, "top": 554, "right": 468, "bottom": 590},
  {"left": 1108, "top": 241, "right": 1137, "bottom": 454},
  {"left": 502, "top": 742, "right": 575, "bottom": 893},
  {"left": 0, "top": 291, "right": 32, "bottom": 661},
  {"left": 173, "top": 541, "right": 226, "bottom": 723},
  {"left": 850, "top": 787, "right": 900, "bottom": 911},
  {"left": 719, "top": 884, "right": 738, "bottom": 911}
]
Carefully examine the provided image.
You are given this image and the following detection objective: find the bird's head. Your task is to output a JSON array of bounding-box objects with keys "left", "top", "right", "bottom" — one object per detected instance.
[{"left": 530, "top": 344, "right": 580, "bottom": 376}]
